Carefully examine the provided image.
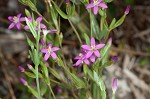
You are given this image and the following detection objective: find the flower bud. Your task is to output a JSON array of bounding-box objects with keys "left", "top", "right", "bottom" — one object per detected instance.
[
  {"left": 20, "top": 78, "right": 27, "bottom": 86},
  {"left": 18, "top": 66, "right": 25, "bottom": 72},
  {"left": 111, "top": 56, "right": 118, "bottom": 61},
  {"left": 27, "top": 64, "right": 33, "bottom": 70},
  {"left": 108, "top": 37, "right": 112, "bottom": 45},
  {"left": 124, "top": 6, "right": 130, "bottom": 15},
  {"left": 112, "top": 78, "right": 118, "bottom": 94}
]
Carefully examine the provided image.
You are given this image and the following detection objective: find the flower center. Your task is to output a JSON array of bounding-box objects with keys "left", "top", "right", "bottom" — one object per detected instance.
[
  {"left": 48, "top": 47, "right": 52, "bottom": 53},
  {"left": 79, "top": 53, "right": 83, "bottom": 57},
  {"left": 13, "top": 16, "right": 19, "bottom": 23},
  {"left": 91, "top": 46, "right": 95, "bottom": 50},
  {"left": 94, "top": 0, "right": 99, "bottom": 5}
]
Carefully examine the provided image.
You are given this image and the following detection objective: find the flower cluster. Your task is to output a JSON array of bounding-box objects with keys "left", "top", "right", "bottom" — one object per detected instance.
[
  {"left": 86, "top": 0, "right": 108, "bottom": 15},
  {"left": 74, "top": 37, "right": 105, "bottom": 66},
  {"left": 8, "top": 14, "right": 60, "bottom": 61}
]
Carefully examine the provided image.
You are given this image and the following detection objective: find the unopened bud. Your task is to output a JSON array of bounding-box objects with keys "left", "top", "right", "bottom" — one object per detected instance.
[
  {"left": 27, "top": 64, "right": 33, "bottom": 69},
  {"left": 124, "top": 6, "right": 130, "bottom": 15},
  {"left": 18, "top": 66, "right": 25, "bottom": 72},
  {"left": 112, "top": 78, "right": 118, "bottom": 94},
  {"left": 20, "top": 78, "right": 27, "bottom": 86}
]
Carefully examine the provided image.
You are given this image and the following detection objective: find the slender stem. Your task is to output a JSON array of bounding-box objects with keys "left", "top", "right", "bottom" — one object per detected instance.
[
  {"left": 68, "top": 19, "right": 82, "bottom": 45},
  {"left": 111, "top": 93, "right": 115, "bottom": 99},
  {"left": 35, "top": 66, "right": 41, "bottom": 99},
  {"left": 90, "top": 10, "right": 93, "bottom": 38},
  {"left": 48, "top": 84, "right": 56, "bottom": 99}
]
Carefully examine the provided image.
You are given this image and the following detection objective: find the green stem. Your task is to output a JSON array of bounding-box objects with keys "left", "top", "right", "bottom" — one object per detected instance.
[
  {"left": 68, "top": 19, "right": 82, "bottom": 45},
  {"left": 35, "top": 66, "right": 41, "bottom": 99},
  {"left": 48, "top": 84, "right": 56, "bottom": 99},
  {"left": 111, "top": 93, "right": 115, "bottom": 99},
  {"left": 89, "top": 10, "right": 92, "bottom": 38}
]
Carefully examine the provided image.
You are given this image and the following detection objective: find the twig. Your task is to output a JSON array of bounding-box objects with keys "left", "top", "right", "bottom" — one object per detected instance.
[
  {"left": 134, "top": 29, "right": 150, "bottom": 38},
  {"left": 111, "top": 47, "right": 150, "bottom": 57}
]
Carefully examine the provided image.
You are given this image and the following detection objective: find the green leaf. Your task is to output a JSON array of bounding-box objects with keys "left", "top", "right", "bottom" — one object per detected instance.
[
  {"left": 98, "top": 9, "right": 105, "bottom": 16},
  {"left": 25, "top": 17, "right": 37, "bottom": 38},
  {"left": 50, "top": 7, "right": 58, "bottom": 28},
  {"left": 56, "top": 57, "right": 64, "bottom": 67},
  {"left": 25, "top": 9, "right": 31, "bottom": 17},
  {"left": 40, "top": 82, "right": 48, "bottom": 96},
  {"left": 106, "top": 0, "right": 113, "bottom": 3},
  {"left": 109, "top": 18, "right": 116, "bottom": 31},
  {"left": 33, "top": 49, "right": 40, "bottom": 66},
  {"left": 25, "top": 71, "right": 36, "bottom": 78},
  {"left": 25, "top": 34, "right": 34, "bottom": 50},
  {"left": 114, "top": 15, "right": 126, "bottom": 28},
  {"left": 27, "top": 85, "right": 38, "bottom": 98},
  {"left": 93, "top": 71, "right": 106, "bottom": 99},
  {"left": 49, "top": 68, "right": 62, "bottom": 80},
  {"left": 69, "top": 73, "right": 86, "bottom": 89},
  {"left": 91, "top": 13, "right": 101, "bottom": 40},
  {"left": 18, "top": 0, "right": 37, "bottom": 12},
  {"left": 83, "top": 33, "right": 90, "bottom": 45},
  {"left": 53, "top": 2, "right": 68, "bottom": 19},
  {"left": 66, "top": 3, "right": 75, "bottom": 18},
  {"left": 40, "top": 62, "right": 49, "bottom": 78}
]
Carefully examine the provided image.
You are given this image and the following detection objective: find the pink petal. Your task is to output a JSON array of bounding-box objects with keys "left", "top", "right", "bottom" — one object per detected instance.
[
  {"left": 8, "top": 23, "right": 15, "bottom": 29},
  {"left": 74, "top": 56, "right": 80, "bottom": 59},
  {"left": 36, "top": 16, "right": 43, "bottom": 22},
  {"left": 48, "top": 43, "right": 52, "bottom": 48},
  {"left": 17, "top": 13, "right": 22, "bottom": 18},
  {"left": 95, "top": 44, "right": 105, "bottom": 49},
  {"left": 84, "top": 59, "right": 90, "bottom": 65},
  {"left": 48, "top": 29, "right": 57, "bottom": 34},
  {"left": 75, "top": 60, "right": 82, "bottom": 66},
  {"left": 86, "top": 50, "right": 93, "bottom": 58},
  {"left": 44, "top": 53, "right": 50, "bottom": 61},
  {"left": 52, "top": 47, "right": 60, "bottom": 51},
  {"left": 91, "top": 37, "right": 95, "bottom": 46},
  {"left": 94, "top": 50, "right": 100, "bottom": 58},
  {"left": 40, "top": 38, "right": 46, "bottom": 46},
  {"left": 8, "top": 16, "right": 13, "bottom": 21},
  {"left": 86, "top": 4, "right": 95, "bottom": 9},
  {"left": 93, "top": 6, "right": 98, "bottom": 15},
  {"left": 24, "top": 25, "right": 29, "bottom": 30},
  {"left": 20, "top": 17, "right": 25, "bottom": 21},
  {"left": 82, "top": 45, "right": 91, "bottom": 50},
  {"left": 51, "top": 52, "right": 57, "bottom": 60},
  {"left": 98, "top": 3, "right": 108, "bottom": 8},
  {"left": 40, "top": 24, "right": 46, "bottom": 29},
  {"left": 90, "top": 55, "right": 95, "bottom": 62},
  {"left": 41, "top": 49, "right": 47, "bottom": 53},
  {"left": 16, "top": 23, "right": 21, "bottom": 30}
]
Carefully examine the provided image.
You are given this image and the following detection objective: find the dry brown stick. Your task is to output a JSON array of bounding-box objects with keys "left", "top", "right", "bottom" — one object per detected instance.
[
  {"left": 134, "top": 28, "right": 150, "bottom": 38},
  {"left": 0, "top": 50, "right": 16, "bottom": 99},
  {"left": 111, "top": 46, "right": 150, "bottom": 57}
]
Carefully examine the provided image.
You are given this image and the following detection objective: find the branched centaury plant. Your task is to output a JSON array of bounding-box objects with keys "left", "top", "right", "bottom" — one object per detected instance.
[{"left": 8, "top": 0, "right": 130, "bottom": 99}]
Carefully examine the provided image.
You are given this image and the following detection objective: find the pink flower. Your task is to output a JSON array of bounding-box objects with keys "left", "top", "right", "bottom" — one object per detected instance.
[
  {"left": 8, "top": 13, "right": 25, "bottom": 30},
  {"left": 86, "top": 0, "right": 108, "bottom": 15},
  {"left": 82, "top": 37, "right": 105, "bottom": 59},
  {"left": 42, "top": 29, "right": 57, "bottom": 36},
  {"left": 112, "top": 78, "right": 118, "bottom": 94},
  {"left": 74, "top": 50, "right": 90, "bottom": 66},
  {"left": 24, "top": 16, "right": 46, "bottom": 30},
  {"left": 41, "top": 43, "right": 60, "bottom": 61},
  {"left": 124, "top": 5, "right": 130, "bottom": 15}
]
